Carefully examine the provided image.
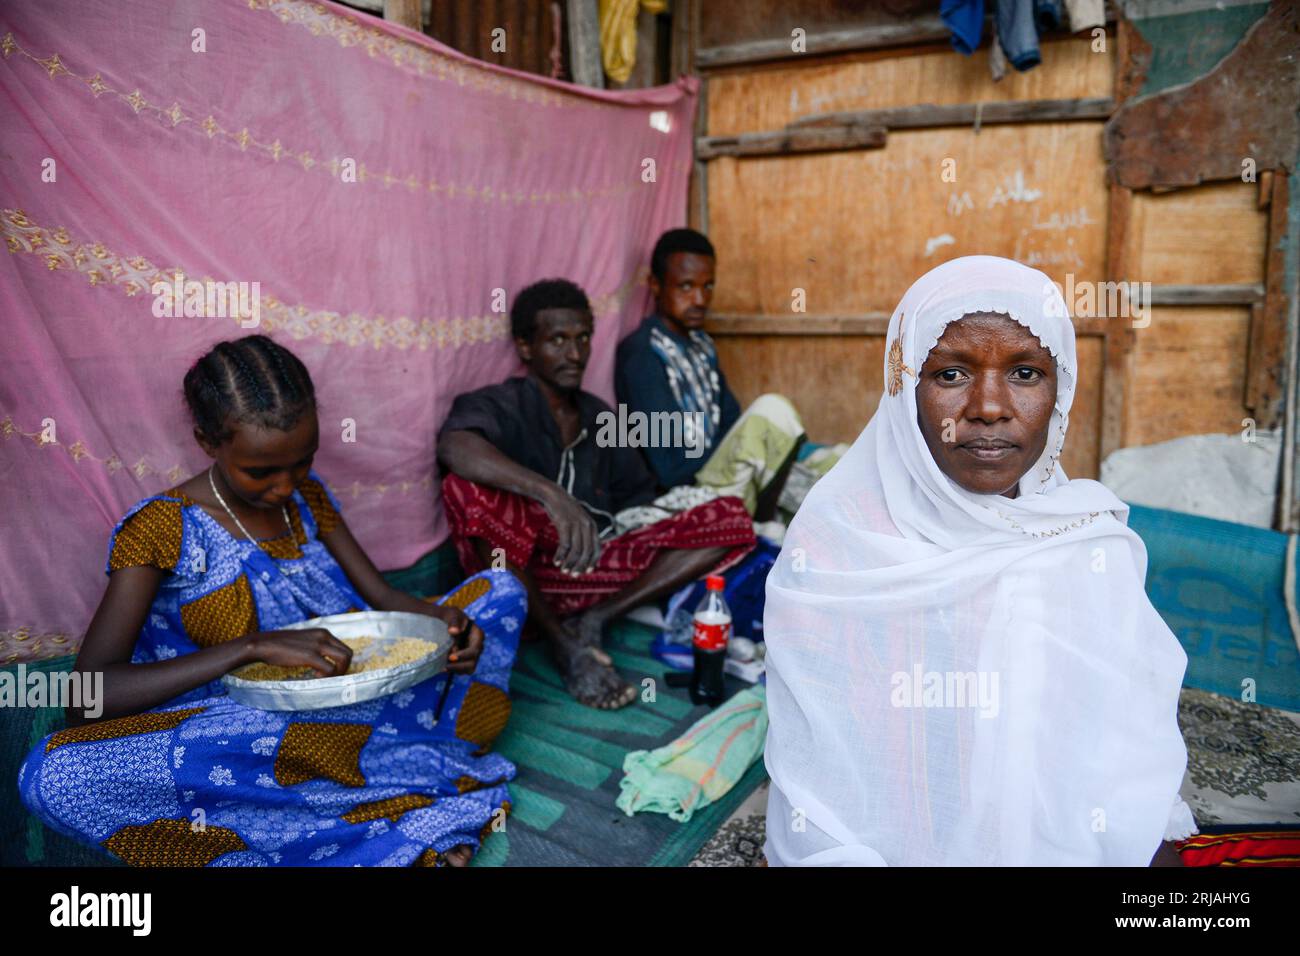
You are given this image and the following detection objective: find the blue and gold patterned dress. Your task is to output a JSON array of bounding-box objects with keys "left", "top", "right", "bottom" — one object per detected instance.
[{"left": 17, "top": 471, "right": 526, "bottom": 866}]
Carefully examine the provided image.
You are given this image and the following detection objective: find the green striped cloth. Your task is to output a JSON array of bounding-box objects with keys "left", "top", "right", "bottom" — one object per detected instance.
[{"left": 616, "top": 685, "right": 768, "bottom": 823}]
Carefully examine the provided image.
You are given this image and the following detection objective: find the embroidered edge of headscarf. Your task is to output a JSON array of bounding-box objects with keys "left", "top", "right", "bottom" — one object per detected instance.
[{"left": 886, "top": 310, "right": 914, "bottom": 397}]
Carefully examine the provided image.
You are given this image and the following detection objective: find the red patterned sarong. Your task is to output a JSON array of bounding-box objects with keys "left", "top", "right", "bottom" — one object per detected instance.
[{"left": 442, "top": 475, "right": 756, "bottom": 616}]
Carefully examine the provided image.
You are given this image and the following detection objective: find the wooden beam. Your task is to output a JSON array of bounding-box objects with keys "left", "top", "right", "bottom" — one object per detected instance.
[
  {"left": 1147, "top": 284, "right": 1265, "bottom": 306},
  {"left": 669, "top": 0, "right": 692, "bottom": 80},
  {"left": 697, "top": 98, "right": 1114, "bottom": 162},
  {"left": 1280, "top": 190, "right": 1300, "bottom": 530},
  {"left": 789, "top": 97, "right": 1116, "bottom": 131},
  {"left": 1101, "top": 185, "right": 1135, "bottom": 462},
  {"left": 695, "top": 7, "right": 1125, "bottom": 70},
  {"left": 688, "top": 0, "right": 708, "bottom": 234},
  {"left": 1098, "top": 13, "right": 1142, "bottom": 466},
  {"left": 704, "top": 313, "right": 1113, "bottom": 337},
  {"left": 691, "top": 157, "right": 709, "bottom": 232},
  {"left": 1248, "top": 173, "right": 1292, "bottom": 427},
  {"left": 1258, "top": 169, "right": 1275, "bottom": 209},
  {"left": 565, "top": 0, "right": 605, "bottom": 88},
  {"left": 1246, "top": 301, "right": 1266, "bottom": 411},
  {"left": 697, "top": 123, "right": 886, "bottom": 160},
  {"left": 382, "top": 0, "right": 421, "bottom": 32},
  {"left": 694, "top": 15, "right": 959, "bottom": 69},
  {"left": 706, "top": 314, "right": 891, "bottom": 336}
]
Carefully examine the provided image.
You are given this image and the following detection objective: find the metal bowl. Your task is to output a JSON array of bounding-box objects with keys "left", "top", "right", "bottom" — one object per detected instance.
[{"left": 222, "top": 610, "right": 450, "bottom": 711}]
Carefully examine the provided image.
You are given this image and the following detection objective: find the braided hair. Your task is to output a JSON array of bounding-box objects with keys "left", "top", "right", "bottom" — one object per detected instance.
[{"left": 183, "top": 334, "right": 316, "bottom": 445}]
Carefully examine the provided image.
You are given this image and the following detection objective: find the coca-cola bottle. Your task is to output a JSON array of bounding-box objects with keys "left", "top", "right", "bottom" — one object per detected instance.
[{"left": 690, "top": 575, "right": 731, "bottom": 707}]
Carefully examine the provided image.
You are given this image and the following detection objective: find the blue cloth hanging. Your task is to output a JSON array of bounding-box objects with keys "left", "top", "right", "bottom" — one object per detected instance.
[{"left": 941, "top": 0, "right": 986, "bottom": 55}]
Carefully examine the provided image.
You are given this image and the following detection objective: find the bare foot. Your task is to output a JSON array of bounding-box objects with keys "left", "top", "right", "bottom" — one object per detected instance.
[
  {"left": 445, "top": 844, "right": 473, "bottom": 867},
  {"left": 569, "top": 607, "right": 610, "bottom": 650},
  {"left": 554, "top": 628, "right": 637, "bottom": 709}
]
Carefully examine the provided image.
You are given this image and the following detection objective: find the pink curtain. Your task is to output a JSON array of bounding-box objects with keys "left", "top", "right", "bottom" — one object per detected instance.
[{"left": 0, "top": 0, "right": 697, "bottom": 663}]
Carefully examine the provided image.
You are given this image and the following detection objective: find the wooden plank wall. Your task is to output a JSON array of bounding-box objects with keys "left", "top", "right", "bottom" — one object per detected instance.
[
  {"left": 1125, "top": 182, "right": 1269, "bottom": 447},
  {"left": 696, "top": 26, "right": 1272, "bottom": 480}
]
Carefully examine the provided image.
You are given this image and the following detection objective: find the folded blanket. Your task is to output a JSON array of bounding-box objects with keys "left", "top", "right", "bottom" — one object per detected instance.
[{"left": 616, "top": 685, "right": 767, "bottom": 822}]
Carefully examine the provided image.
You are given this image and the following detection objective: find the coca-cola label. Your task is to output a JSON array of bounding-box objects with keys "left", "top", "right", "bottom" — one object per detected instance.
[{"left": 693, "top": 618, "right": 731, "bottom": 652}]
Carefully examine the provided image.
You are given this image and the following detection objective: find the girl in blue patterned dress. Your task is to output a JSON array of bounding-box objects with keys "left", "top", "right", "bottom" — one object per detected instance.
[{"left": 18, "top": 334, "right": 526, "bottom": 867}]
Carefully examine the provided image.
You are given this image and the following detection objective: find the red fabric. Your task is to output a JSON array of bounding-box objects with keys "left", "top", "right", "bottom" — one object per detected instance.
[
  {"left": 442, "top": 474, "right": 756, "bottom": 615},
  {"left": 1176, "top": 831, "right": 1300, "bottom": 867}
]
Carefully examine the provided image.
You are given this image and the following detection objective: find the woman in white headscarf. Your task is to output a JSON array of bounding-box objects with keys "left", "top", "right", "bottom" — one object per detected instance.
[{"left": 762, "top": 255, "right": 1195, "bottom": 866}]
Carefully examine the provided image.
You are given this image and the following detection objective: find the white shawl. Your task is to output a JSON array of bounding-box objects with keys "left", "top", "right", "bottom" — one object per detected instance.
[{"left": 763, "top": 256, "right": 1195, "bottom": 866}]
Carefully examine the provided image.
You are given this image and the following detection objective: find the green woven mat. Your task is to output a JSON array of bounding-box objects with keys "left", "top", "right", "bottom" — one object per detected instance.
[{"left": 473, "top": 620, "right": 766, "bottom": 867}]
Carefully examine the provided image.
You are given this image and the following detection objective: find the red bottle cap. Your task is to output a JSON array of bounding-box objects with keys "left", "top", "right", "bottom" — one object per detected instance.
[{"left": 705, "top": 575, "right": 726, "bottom": 591}]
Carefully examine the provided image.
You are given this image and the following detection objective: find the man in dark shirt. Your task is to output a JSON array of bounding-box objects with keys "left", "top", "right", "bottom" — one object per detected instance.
[
  {"left": 438, "top": 279, "right": 755, "bottom": 709},
  {"left": 616, "top": 229, "right": 808, "bottom": 521}
]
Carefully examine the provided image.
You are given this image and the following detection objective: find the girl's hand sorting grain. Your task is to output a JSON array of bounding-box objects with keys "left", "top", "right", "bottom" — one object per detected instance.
[
  {"left": 241, "top": 628, "right": 353, "bottom": 678},
  {"left": 428, "top": 606, "right": 484, "bottom": 674}
]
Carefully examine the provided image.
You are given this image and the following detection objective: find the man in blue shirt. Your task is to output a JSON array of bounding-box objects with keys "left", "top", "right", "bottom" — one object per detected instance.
[{"left": 615, "top": 229, "right": 807, "bottom": 522}]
